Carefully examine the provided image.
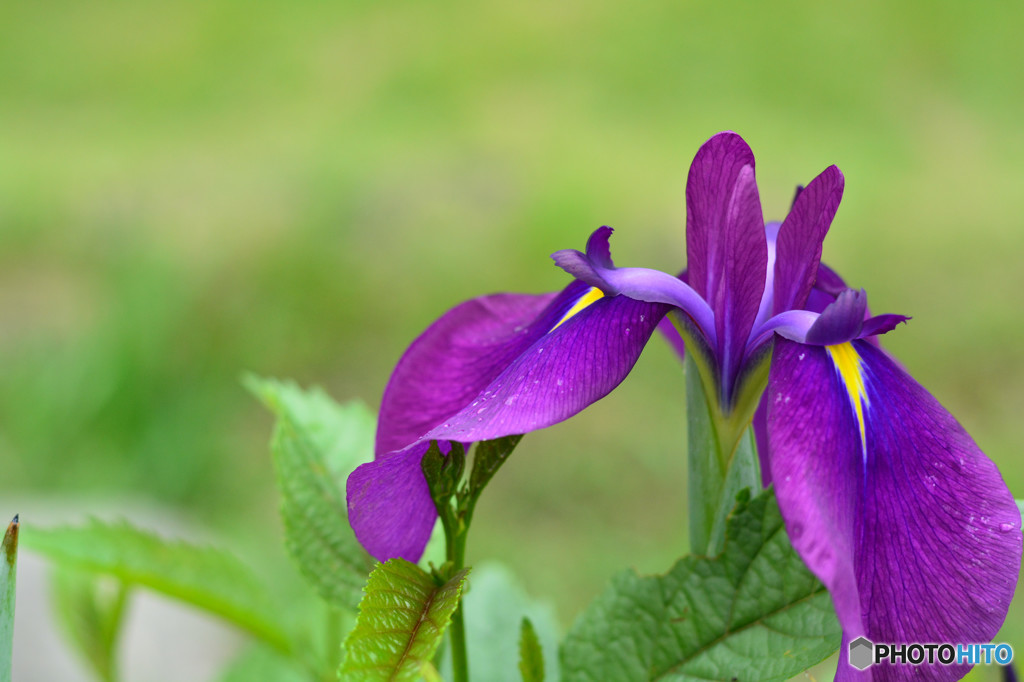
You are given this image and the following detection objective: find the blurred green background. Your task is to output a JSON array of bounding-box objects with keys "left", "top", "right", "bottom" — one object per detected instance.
[{"left": 3, "top": 0, "right": 1023, "bottom": 678}]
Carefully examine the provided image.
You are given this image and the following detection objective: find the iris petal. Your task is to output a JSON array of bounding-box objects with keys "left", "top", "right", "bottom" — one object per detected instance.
[
  {"left": 376, "top": 285, "right": 579, "bottom": 455},
  {"left": 773, "top": 165, "right": 845, "bottom": 315},
  {"left": 686, "top": 132, "right": 767, "bottom": 401},
  {"left": 355, "top": 279, "right": 669, "bottom": 562},
  {"left": 768, "top": 339, "right": 1021, "bottom": 681},
  {"left": 347, "top": 441, "right": 441, "bottom": 562}
]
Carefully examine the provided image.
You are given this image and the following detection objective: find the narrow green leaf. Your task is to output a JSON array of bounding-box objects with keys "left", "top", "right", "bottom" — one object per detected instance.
[
  {"left": 339, "top": 559, "right": 470, "bottom": 682},
  {"left": 248, "top": 376, "right": 376, "bottom": 612},
  {"left": 217, "top": 644, "right": 310, "bottom": 682},
  {"left": 439, "top": 562, "right": 561, "bottom": 682},
  {"left": 561, "top": 487, "right": 841, "bottom": 681},
  {"left": 50, "top": 567, "right": 129, "bottom": 682},
  {"left": 468, "top": 436, "right": 522, "bottom": 500},
  {"left": 22, "top": 520, "right": 297, "bottom": 656},
  {"left": 518, "top": 618, "right": 545, "bottom": 682},
  {"left": 1, "top": 516, "right": 18, "bottom": 682}
]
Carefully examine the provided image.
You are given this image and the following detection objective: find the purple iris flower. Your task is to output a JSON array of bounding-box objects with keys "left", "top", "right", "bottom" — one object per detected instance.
[{"left": 347, "top": 131, "right": 1021, "bottom": 680}]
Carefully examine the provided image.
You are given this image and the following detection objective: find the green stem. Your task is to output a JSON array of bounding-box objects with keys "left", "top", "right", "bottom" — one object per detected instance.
[{"left": 445, "top": 519, "right": 469, "bottom": 682}]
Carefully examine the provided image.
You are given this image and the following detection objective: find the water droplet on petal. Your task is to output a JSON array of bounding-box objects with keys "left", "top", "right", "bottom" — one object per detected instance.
[{"left": 1000, "top": 523, "right": 1015, "bottom": 532}]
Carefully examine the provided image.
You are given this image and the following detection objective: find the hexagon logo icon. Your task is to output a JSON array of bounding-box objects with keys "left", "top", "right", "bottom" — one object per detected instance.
[{"left": 848, "top": 636, "right": 874, "bottom": 671}]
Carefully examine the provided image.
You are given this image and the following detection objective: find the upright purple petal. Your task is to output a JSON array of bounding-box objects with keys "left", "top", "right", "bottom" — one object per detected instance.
[
  {"left": 347, "top": 442, "right": 440, "bottom": 562},
  {"left": 768, "top": 339, "right": 1021, "bottom": 681},
  {"left": 686, "top": 132, "right": 767, "bottom": 401},
  {"left": 377, "top": 284, "right": 583, "bottom": 455},
  {"left": 773, "top": 165, "right": 844, "bottom": 314}
]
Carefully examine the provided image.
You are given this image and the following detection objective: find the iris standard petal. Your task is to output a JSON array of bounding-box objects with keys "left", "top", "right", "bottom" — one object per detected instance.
[
  {"left": 768, "top": 338, "right": 1021, "bottom": 681},
  {"left": 685, "top": 132, "right": 767, "bottom": 400},
  {"left": 347, "top": 441, "right": 441, "bottom": 562},
  {"left": 773, "top": 165, "right": 845, "bottom": 315},
  {"left": 376, "top": 284, "right": 586, "bottom": 455}
]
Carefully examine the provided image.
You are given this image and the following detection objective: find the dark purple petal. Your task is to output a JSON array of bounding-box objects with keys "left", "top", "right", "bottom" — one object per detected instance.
[
  {"left": 804, "top": 289, "right": 868, "bottom": 346},
  {"left": 586, "top": 225, "right": 615, "bottom": 269},
  {"left": 376, "top": 284, "right": 585, "bottom": 455},
  {"left": 859, "top": 313, "right": 910, "bottom": 338},
  {"left": 347, "top": 442, "right": 439, "bottom": 562},
  {"left": 419, "top": 294, "right": 669, "bottom": 443},
  {"left": 805, "top": 262, "right": 850, "bottom": 313},
  {"left": 768, "top": 339, "right": 1021, "bottom": 681},
  {"left": 685, "top": 132, "right": 767, "bottom": 399},
  {"left": 773, "top": 165, "right": 844, "bottom": 314}
]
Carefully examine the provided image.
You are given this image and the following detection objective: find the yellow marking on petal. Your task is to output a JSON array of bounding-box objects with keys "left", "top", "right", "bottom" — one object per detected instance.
[
  {"left": 550, "top": 286, "right": 605, "bottom": 332},
  {"left": 826, "top": 342, "right": 870, "bottom": 462}
]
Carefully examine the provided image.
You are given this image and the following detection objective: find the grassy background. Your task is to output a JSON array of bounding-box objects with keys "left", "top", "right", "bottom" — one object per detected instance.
[{"left": 3, "top": 0, "right": 1024, "bottom": 678}]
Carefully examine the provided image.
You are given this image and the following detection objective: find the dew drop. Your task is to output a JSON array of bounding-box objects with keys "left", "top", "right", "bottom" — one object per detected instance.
[
  {"left": 503, "top": 397, "right": 516, "bottom": 406},
  {"left": 537, "top": 347, "right": 544, "bottom": 354},
  {"left": 640, "top": 315, "right": 645, "bottom": 322},
  {"left": 477, "top": 408, "right": 486, "bottom": 414},
  {"left": 798, "top": 353, "right": 805, "bottom": 361},
  {"left": 556, "top": 379, "right": 563, "bottom": 387},
  {"left": 624, "top": 328, "right": 631, "bottom": 336},
  {"left": 1000, "top": 523, "right": 1015, "bottom": 532}
]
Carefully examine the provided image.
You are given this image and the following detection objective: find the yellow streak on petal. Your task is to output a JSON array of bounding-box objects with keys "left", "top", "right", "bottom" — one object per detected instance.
[
  {"left": 550, "top": 286, "right": 605, "bottom": 332},
  {"left": 826, "top": 342, "right": 870, "bottom": 461}
]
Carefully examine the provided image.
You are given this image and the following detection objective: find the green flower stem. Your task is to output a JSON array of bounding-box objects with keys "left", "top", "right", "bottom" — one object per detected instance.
[{"left": 438, "top": 509, "right": 469, "bottom": 682}]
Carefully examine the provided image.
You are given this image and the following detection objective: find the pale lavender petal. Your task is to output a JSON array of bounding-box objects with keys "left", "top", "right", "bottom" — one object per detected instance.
[
  {"left": 750, "top": 221, "right": 783, "bottom": 340},
  {"left": 376, "top": 284, "right": 583, "bottom": 455},
  {"left": 773, "top": 166, "right": 844, "bottom": 314},
  {"left": 347, "top": 442, "right": 440, "bottom": 562},
  {"left": 768, "top": 339, "right": 1021, "bottom": 681},
  {"left": 686, "top": 132, "right": 767, "bottom": 399},
  {"left": 552, "top": 229, "right": 716, "bottom": 346}
]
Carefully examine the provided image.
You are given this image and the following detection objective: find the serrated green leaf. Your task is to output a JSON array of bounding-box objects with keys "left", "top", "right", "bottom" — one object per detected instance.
[
  {"left": 560, "top": 487, "right": 841, "bottom": 682},
  {"left": 519, "top": 618, "right": 545, "bottom": 682},
  {"left": 247, "top": 376, "right": 376, "bottom": 612},
  {"left": 22, "top": 520, "right": 297, "bottom": 656},
  {"left": 1, "top": 516, "right": 18, "bottom": 682},
  {"left": 50, "top": 567, "right": 129, "bottom": 682},
  {"left": 339, "top": 559, "right": 469, "bottom": 682}
]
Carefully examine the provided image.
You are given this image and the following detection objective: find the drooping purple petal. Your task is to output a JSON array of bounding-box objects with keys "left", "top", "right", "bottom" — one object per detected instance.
[
  {"left": 768, "top": 339, "right": 1021, "bottom": 681},
  {"left": 347, "top": 441, "right": 440, "bottom": 562},
  {"left": 773, "top": 165, "right": 844, "bottom": 314},
  {"left": 359, "top": 281, "right": 670, "bottom": 563},
  {"left": 377, "top": 284, "right": 584, "bottom": 455},
  {"left": 418, "top": 293, "right": 668, "bottom": 443},
  {"left": 686, "top": 132, "right": 767, "bottom": 401}
]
